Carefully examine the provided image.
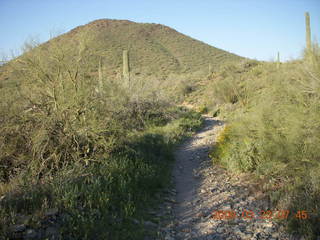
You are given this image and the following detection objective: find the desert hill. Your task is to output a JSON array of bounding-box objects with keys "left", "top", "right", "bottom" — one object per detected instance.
[
  {"left": 1, "top": 19, "right": 244, "bottom": 82},
  {"left": 59, "top": 19, "right": 243, "bottom": 76}
]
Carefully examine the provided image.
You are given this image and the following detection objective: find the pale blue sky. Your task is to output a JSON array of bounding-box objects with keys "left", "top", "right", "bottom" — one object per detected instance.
[{"left": 1, "top": 0, "right": 319, "bottom": 61}]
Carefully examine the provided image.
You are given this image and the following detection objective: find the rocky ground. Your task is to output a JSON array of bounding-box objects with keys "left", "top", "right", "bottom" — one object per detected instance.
[
  {"left": 6, "top": 208, "right": 61, "bottom": 239},
  {"left": 155, "top": 116, "right": 296, "bottom": 240}
]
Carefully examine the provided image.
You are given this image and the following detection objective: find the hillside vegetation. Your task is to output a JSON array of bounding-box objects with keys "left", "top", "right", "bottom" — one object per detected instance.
[
  {"left": 1, "top": 17, "right": 319, "bottom": 240},
  {"left": 195, "top": 47, "right": 320, "bottom": 239},
  {"left": 0, "top": 23, "right": 208, "bottom": 239}
]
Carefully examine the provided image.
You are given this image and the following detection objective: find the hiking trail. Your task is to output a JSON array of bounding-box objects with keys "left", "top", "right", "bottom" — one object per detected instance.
[{"left": 156, "top": 115, "right": 291, "bottom": 240}]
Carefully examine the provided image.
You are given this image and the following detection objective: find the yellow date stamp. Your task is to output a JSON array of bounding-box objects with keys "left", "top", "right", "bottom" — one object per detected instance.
[{"left": 211, "top": 209, "right": 309, "bottom": 220}]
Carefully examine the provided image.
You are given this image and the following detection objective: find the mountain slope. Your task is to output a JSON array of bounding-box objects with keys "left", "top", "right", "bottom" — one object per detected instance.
[
  {"left": 78, "top": 19, "right": 243, "bottom": 76},
  {"left": 2, "top": 19, "right": 243, "bottom": 80}
]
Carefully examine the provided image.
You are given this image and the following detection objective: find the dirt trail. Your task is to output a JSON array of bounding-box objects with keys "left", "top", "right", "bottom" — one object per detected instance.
[{"left": 158, "top": 115, "right": 291, "bottom": 240}]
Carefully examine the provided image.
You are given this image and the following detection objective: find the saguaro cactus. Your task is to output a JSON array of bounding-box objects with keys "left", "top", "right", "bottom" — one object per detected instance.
[
  {"left": 277, "top": 52, "right": 280, "bottom": 69},
  {"left": 123, "top": 50, "right": 130, "bottom": 84},
  {"left": 305, "top": 12, "right": 312, "bottom": 53}
]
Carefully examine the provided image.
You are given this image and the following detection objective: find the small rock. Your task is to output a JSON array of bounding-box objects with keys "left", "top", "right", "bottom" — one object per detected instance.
[
  {"left": 253, "top": 232, "right": 265, "bottom": 239},
  {"left": 264, "top": 227, "right": 273, "bottom": 233},
  {"left": 165, "top": 235, "right": 175, "bottom": 240},
  {"left": 24, "top": 229, "right": 37, "bottom": 239},
  {"left": 234, "top": 227, "right": 242, "bottom": 234},
  {"left": 210, "top": 188, "right": 218, "bottom": 193},
  {"left": 144, "top": 220, "right": 157, "bottom": 228},
  {"left": 132, "top": 218, "right": 140, "bottom": 225},
  {"left": 242, "top": 233, "right": 253, "bottom": 239},
  {"left": 10, "top": 224, "right": 26, "bottom": 232},
  {"left": 169, "top": 191, "right": 177, "bottom": 196},
  {"left": 248, "top": 196, "right": 255, "bottom": 202},
  {"left": 264, "top": 221, "right": 273, "bottom": 227},
  {"left": 221, "top": 204, "right": 231, "bottom": 210},
  {"left": 165, "top": 197, "right": 176, "bottom": 203},
  {"left": 216, "top": 227, "right": 224, "bottom": 233}
]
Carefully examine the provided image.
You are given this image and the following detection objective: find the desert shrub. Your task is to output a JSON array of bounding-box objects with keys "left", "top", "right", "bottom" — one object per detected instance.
[
  {"left": 197, "top": 105, "right": 208, "bottom": 114},
  {"left": 202, "top": 62, "right": 256, "bottom": 107},
  {"left": 210, "top": 48, "right": 320, "bottom": 239},
  {"left": 0, "top": 39, "right": 179, "bottom": 180},
  {"left": 0, "top": 108, "right": 202, "bottom": 239},
  {"left": 1, "top": 44, "right": 118, "bottom": 180},
  {"left": 0, "top": 38, "right": 204, "bottom": 239},
  {"left": 211, "top": 107, "right": 220, "bottom": 117},
  {"left": 212, "top": 75, "right": 239, "bottom": 104}
]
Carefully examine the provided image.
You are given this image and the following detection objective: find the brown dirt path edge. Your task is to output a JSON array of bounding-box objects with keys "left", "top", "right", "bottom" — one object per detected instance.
[
  {"left": 160, "top": 115, "right": 293, "bottom": 240},
  {"left": 172, "top": 116, "right": 225, "bottom": 238}
]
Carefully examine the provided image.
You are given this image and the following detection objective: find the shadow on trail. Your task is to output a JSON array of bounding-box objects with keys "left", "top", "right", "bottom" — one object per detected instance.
[
  {"left": 170, "top": 116, "right": 297, "bottom": 240},
  {"left": 173, "top": 117, "right": 226, "bottom": 239}
]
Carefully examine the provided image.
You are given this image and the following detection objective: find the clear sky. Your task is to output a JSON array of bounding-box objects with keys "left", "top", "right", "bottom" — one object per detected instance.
[{"left": 1, "top": 0, "right": 320, "bottom": 61}]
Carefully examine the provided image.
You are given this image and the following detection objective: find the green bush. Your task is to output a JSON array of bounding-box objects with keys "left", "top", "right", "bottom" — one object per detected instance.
[
  {"left": 0, "top": 109, "right": 202, "bottom": 239},
  {"left": 0, "top": 41, "right": 203, "bottom": 239},
  {"left": 210, "top": 48, "right": 320, "bottom": 239},
  {"left": 198, "top": 105, "right": 208, "bottom": 114}
]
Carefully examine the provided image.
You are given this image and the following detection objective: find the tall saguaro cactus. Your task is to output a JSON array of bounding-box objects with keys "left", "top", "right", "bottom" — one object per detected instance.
[
  {"left": 277, "top": 52, "right": 280, "bottom": 69},
  {"left": 305, "top": 12, "right": 312, "bottom": 53},
  {"left": 122, "top": 50, "right": 130, "bottom": 85}
]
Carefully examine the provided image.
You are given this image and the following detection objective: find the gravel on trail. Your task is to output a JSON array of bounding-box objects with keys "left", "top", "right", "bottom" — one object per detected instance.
[{"left": 155, "top": 116, "right": 294, "bottom": 240}]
